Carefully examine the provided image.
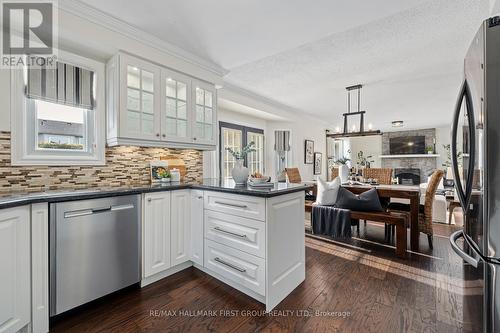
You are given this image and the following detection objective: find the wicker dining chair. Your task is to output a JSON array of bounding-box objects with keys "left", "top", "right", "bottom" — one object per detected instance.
[
  {"left": 331, "top": 167, "right": 339, "bottom": 179},
  {"left": 285, "top": 168, "right": 302, "bottom": 183},
  {"left": 362, "top": 168, "right": 393, "bottom": 185},
  {"left": 388, "top": 169, "right": 444, "bottom": 249}
]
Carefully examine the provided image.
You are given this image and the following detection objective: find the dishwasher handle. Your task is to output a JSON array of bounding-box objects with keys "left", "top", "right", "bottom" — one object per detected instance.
[{"left": 64, "top": 203, "right": 135, "bottom": 219}]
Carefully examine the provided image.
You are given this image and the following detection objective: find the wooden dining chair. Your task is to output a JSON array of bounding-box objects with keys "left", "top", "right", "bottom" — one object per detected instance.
[
  {"left": 285, "top": 168, "right": 302, "bottom": 183},
  {"left": 362, "top": 168, "right": 393, "bottom": 185},
  {"left": 331, "top": 167, "right": 339, "bottom": 179},
  {"left": 388, "top": 169, "right": 444, "bottom": 249}
]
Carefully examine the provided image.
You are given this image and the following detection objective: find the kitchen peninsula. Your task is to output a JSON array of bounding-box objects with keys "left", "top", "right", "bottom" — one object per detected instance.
[{"left": 0, "top": 179, "right": 310, "bottom": 332}]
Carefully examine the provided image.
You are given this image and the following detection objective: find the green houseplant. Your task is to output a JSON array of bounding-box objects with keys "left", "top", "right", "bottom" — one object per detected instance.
[
  {"left": 356, "top": 151, "right": 375, "bottom": 168},
  {"left": 334, "top": 156, "right": 351, "bottom": 182},
  {"left": 226, "top": 142, "right": 256, "bottom": 185}
]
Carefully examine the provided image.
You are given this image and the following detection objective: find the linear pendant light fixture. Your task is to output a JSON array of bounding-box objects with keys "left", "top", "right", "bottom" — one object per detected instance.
[{"left": 327, "top": 84, "right": 381, "bottom": 139}]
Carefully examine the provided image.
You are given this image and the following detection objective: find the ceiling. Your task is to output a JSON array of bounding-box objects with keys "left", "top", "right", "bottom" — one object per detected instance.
[{"left": 78, "top": 0, "right": 490, "bottom": 130}]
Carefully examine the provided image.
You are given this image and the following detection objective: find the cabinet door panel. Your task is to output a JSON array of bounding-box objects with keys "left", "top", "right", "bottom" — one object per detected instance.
[
  {"left": 190, "top": 190, "right": 204, "bottom": 266},
  {"left": 119, "top": 54, "right": 161, "bottom": 141},
  {"left": 143, "top": 192, "right": 171, "bottom": 277},
  {"left": 192, "top": 80, "right": 217, "bottom": 145},
  {"left": 160, "top": 69, "right": 192, "bottom": 143},
  {"left": 171, "top": 190, "right": 191, "bottom": 266},
  {"left": 0, "top": 206, "right": 30, "bottom": 333}
]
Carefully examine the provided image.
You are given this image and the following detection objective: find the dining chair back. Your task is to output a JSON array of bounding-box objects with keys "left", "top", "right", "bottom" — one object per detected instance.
[
  {"left": 331, "top": 167, "right": 339, "bottom": 179},
  {"left": 285, "top": 168, "right": 302, "bottom": 183},
  {"left": 362, "top": 168, "right": 393, "bottom": 185},
  {"left": 420, "top": 169, "right": 445, "bottom": 248}
]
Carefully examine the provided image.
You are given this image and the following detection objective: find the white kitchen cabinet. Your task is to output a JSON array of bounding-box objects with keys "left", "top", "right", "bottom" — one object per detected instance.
[
  {"left": 0, "top": 206, "right": 30, "bottom": 333},
  {"left": 190, "top": 190, "right": 204, "bottom": 266},
  {"left": 143, "top": 192, "right": 172, "bottom": 278},
  {"left": 31, "top": 203, "right": 49, "bottom": 333},
  {"left": 161, "top": 69, "right": 192, "bottom": 143},
  {"left": 192, "top": 80, "right": 217, "bottom": 146},
  {"left": 171, "top": 190, "right": 191, "bottom": 266},
  {"left": 107, "top": 52, "right": 217, "bottom": 150},
  {"left": 116, "top": 53, "right": 161, "bottom": 141}
]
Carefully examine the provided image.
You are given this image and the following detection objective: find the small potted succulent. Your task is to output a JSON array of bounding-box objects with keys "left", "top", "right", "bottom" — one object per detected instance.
[
  {"left": 426, "top": 146, "right": 434, "bottom": 155},
  {"left": 226, "top": 142, "right": 256, "bottom": 185}
]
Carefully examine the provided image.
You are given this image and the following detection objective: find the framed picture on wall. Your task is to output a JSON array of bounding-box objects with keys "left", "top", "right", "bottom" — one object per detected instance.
[
  {"left": 314, "top": 152, "right": 322, "bottom": 175},
  {"left": 304, "top": 140, "right": 314, "bottom": 164}
]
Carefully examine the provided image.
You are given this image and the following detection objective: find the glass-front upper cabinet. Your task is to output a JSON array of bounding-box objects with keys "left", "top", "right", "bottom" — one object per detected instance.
[
  {"left": 119, "top": 54, "right": 161, "bottom": 141},
  {"left": 161, "top": 69, "right": 191, "bottom": 143},
  {"left": 107, "top": 53, "right": 217, "bottom": 149},
  {"left": 193, "top": 80, "right": 217, "bottom": 145}
]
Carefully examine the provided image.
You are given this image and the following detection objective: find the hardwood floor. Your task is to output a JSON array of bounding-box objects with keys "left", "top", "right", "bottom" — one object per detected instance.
[{"left": 50, "top": 222, "right": 481, "bottom": 333}]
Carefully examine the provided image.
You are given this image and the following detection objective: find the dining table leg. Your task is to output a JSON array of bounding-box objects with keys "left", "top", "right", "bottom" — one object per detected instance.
[{"left": 410, "top": 194, "right": 420, "bottom": 252}]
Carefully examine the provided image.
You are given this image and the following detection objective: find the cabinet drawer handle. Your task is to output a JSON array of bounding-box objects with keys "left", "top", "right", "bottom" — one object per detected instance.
[
  {"left": 214, "top": 226, "right": 247, "bottom": 238},
  {"left": 214, "top": 201, "right": 248, "bottom": 209},
  {"left": 214, "top": 257, "right": 246, "bottom": 273}
]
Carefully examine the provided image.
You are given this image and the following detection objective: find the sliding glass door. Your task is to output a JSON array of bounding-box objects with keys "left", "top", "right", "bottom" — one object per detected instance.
[{"left": 219, "top": 122, "right": 264, "bottom": 180}]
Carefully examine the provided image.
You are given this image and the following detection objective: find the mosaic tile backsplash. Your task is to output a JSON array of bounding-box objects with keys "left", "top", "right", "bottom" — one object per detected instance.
[{"left": 0, "top": 132, "right": 203, "bottom": 192}]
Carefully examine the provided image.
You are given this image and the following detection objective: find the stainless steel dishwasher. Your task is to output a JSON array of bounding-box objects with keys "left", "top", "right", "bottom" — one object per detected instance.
[{"left": 49, "top": 195, "right": 141, "bottom": 316}]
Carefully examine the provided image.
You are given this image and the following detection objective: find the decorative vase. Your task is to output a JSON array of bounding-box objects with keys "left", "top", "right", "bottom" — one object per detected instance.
[
  {"left": 232, "top": 159, "right": 249, "bottom": 185},
  {"left": 339, "top": 164, "right": 349, "bottom": 183}
]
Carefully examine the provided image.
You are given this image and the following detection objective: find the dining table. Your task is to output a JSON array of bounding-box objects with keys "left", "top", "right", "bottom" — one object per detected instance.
[{"left": 342, "top": 183, "right": 421, "bottom": 252}]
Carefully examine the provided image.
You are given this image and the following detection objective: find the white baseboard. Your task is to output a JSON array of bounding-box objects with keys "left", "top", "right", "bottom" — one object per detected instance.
[{"left": 140, "top": 261, "right": 193, "bottom": 287}]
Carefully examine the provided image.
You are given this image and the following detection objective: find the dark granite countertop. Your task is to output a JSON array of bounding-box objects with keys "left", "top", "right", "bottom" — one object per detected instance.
[{"left": 0, "top": 179, "right": 312, "bottom": 209}]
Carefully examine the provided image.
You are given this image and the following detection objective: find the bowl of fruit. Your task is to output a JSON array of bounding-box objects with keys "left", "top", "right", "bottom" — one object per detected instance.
[{"left": 249, "top": 172, "right": 270, "bottom": 184}]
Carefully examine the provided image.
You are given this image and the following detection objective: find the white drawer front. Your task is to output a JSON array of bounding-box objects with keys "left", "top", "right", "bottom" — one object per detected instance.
[
  {"left": 204, "top": 239, "right": 265, "bottom": 296},
  {"left": 204, "top": 191, "right": 265, "bottom": 221},
  {"left": 205, "top": 210, "right": 265, "bottom": 258}
]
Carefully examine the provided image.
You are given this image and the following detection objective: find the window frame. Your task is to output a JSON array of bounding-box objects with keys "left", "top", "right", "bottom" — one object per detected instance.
[
  {"left": 218, "top": 121, "right": 265, "bottom": 179},
  {"left": 11, "top": 50, "right": 106, "bottom": 166}
]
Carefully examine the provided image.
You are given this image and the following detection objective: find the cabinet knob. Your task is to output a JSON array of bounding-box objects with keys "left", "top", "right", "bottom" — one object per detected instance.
[
  {"left": 156, "top": 133, "right": 160, "bottom": 137},
  {"left": 162, "top": 134, "right": 166, "bottom": 138},
  {"left": 193, "top": 137, "right": 197, "bottom": 141},
  {"left": 198, "top": 196, "right": 203, "bottom": 199},
  {"left": 147, "top": 198, "right": 152, "bottom": 202}
]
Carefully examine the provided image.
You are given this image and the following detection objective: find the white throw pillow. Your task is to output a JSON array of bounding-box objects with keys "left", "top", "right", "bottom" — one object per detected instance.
[{"left": 316, "top": 177, "right": 341, "bottom": 206}]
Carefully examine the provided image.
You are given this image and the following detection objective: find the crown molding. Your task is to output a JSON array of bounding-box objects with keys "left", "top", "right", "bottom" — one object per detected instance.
[
  {"left": 58, "top": 0, "right": 228, "bottom": 77},
  {"left": 221, "top": 82, "right": 331, "bottom": 126}
]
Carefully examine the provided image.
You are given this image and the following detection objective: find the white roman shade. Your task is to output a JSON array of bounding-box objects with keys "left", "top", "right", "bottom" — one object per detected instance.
[
  {"left": 26, "top": 59, "right": 95, "bottom": 109},
  {"left": 274, "top": 130, "right": 291, "bottom": 153}
]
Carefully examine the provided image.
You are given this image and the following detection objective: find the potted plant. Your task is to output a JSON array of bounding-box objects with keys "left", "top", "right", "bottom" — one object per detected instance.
[
  {"left": 334, "top": 156, "right": 351, "bottom": 183},
  {"left": 442, "top": 144, "right": 463, "bottom": 179},
  {"left": 226, "top": 142, "right": 256, "bottom": 185},
  {"left": 357, "top": 151, "right": 375, "bottom": 169},
  {"left": 426, "top": 146, "right": 434, "bottom": 155}
]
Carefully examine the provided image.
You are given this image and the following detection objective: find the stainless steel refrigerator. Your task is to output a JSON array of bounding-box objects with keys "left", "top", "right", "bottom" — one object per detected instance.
[{"left": 449, "top": 16, "right": 500, "bottom": 333}]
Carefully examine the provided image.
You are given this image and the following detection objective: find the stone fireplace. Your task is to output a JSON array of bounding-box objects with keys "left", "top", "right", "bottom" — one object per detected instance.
[
  {"left": 394, "top": 168, "right": 421, "bottom": 185},
  {"left": 381, "top": 128, "right": 437, "bottom": 184}
]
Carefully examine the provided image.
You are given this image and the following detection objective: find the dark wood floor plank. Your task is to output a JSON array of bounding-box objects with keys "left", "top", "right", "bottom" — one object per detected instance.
[{"left": 50, "top": 223, "right": 480, "bottom": 333}]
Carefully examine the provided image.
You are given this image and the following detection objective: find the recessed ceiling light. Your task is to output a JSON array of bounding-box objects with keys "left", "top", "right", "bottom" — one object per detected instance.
[{"left": 392, "top": 120, "right": 404, "bottom": 127}]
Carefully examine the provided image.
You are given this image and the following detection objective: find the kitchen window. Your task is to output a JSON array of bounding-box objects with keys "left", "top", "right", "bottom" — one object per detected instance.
[
  {"left": 219, "top": 122, "right": 265, "bottom": 179},
  {"left": 11, "top": 50, "right": 105, "bottom": 165}
]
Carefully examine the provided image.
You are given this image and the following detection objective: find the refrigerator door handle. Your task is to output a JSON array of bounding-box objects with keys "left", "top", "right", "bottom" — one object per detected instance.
[
  {"left": 463, "top": 80, "right": 476, "bottom": 208},
  {"left": 451, "top": 80, "right": 467, "bottom": 207},
  {"left": 450, "top": 230, "right": 480, "bottom": 267}
]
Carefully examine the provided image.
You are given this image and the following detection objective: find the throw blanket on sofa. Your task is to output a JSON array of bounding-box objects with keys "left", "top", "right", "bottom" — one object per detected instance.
[{"left": 311, "top": 205, "right": 352, "bottom": 238}]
